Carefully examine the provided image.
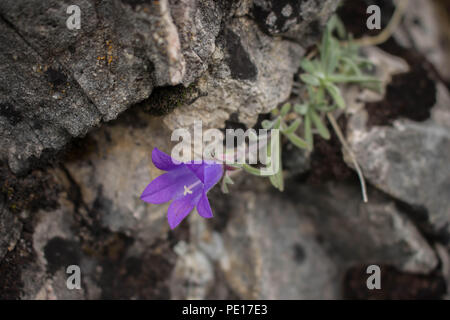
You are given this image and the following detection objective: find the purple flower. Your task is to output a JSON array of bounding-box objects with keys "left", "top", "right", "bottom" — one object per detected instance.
[{"left": 140, "top": 148, "right": 224, "bottom": 229}]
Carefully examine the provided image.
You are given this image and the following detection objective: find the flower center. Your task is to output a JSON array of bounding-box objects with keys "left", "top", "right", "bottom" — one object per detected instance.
[{"left": 183, "top": 180, "right": 202, "bottom": 196}]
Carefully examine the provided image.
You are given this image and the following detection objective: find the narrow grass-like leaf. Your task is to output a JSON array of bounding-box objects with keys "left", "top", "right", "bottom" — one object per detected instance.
[
  {"left": 300, "top": 59, "right": 317, "bottom": 74},
  {"left": 304, "top": 112, "right": 313, "bottom": 151},
  {"left": 272, "top": 117, "right": 281, "bottom": 129},
  {"left": 325, "top": 83, "right": 345, "bottom": 109},
  {"left": 283, "top": 119, "right": 301, "bottom": 135},
  {"left": 294, "top": 103, "right": 308, "bottom": 115},
  {"left": 340, "top": 57, "right": 362, "bottom": 76},
  {"left": 286, "top": 132, "right": 309, "bottom": 149},
  {"left": 268, "top": 134, "right": 284, "bottom": 191},
  {"left": 224, "top": 175, "right": 234, "bottom": 185},
  {"left": 310, "top": 109, "right": 330, "bottom": 140},
  {"left": 326, "top": 38, "right": 340, "bottom": 75},
  {"left": 300, "top": 74, "right": 320, "bottom": 86},
  {"left": 280, "top": 103, "right": 292, "bottom": 116},
  {"left": 221, "top": 179, "right": 229, "bottom": 193}
]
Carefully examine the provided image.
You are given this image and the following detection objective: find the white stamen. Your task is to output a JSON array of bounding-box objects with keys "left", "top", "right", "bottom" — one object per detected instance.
[
  {"left": 183, "top": 180, "right": 201, "bottom": 196},
  {"left": 183, "top": 185, "right": 193, "bottom": 196}
]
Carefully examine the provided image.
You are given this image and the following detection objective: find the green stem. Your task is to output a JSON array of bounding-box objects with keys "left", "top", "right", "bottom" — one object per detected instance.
[{"left": 327, "top": 113, "right": 368, "bottom": 203}]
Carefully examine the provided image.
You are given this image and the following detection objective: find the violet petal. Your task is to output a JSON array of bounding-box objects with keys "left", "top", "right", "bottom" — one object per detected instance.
[
  {"left": 140, "top": 167, "right": 197, "bottom": 204},
  {"left": 186, "top": 163, "right": 204, "bottom": 182},
  {"left": 167, "top": 197, "right": 196, "bottom": 229},
  {"left": 196, "top": 191, "right": 213, "bottom": 219},
  {"left": 204, "top": 163, "right": 224, "bottom": 191},
  {"left": 152, "top": 147, "right": 180, "bottom": 171}
]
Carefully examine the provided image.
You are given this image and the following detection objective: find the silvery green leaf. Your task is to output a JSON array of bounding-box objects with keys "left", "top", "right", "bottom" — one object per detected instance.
[
  {"left": 329, "top": 15, "right": 346, "bottom": 39},
  {"left": 268, "top": 135, "right": 284, "bottom": 191},
  {"left": 310, "top": 109, "right": 330, "bottom": 140},
  {"left": 280, "top": 103, "right": 292, "bottom": 116},
  {"left": 315, "top": 86, "right": 325, "bottom": 105},
  {"left": 224, "top": 175, "right": 234, "bottom": 185},
  {"left": 326, "top": 38, "right": 340, "bottom": 75},
  {"left": 294, "top": 103, "right": 308, "bottom": 115},
  {"left": 300, "top": 74, "right": 320, "bottom": 86},
  {"left": 261, "top": 120, "right": 273, "bottom": 129},
  {"left": 287, "top": 132, "right": 309, "bottom": 149},
  {"left": 325, "top": 83, "right": 345, "bottom": 109},
  {"left": 340, "top": 57, "right": 362, "bottom": 76},
  {"left": 300, "top": 59, "right": 317, "bottom": 74},
  {"left": 269, "top": 169, "right": 284, "bottom": 191},
  {"left": 283, "top": 118, "right": 301, "bottom": 135},
  {"left": 304, "top": 113, "right": 313, "bottom": 151},
  {"left": 221, "top": 179, "right": 229, "bottom": 193},
  {"left": 272, "top": 117, "right": 281, "bottom": 129}
]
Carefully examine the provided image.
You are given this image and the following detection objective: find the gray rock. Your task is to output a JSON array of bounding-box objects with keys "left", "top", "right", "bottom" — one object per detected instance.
[
  {"left": 346, "top": 84, "right": 450, "bottom": 241},
  {"left": 170, "top": 241, "right": 215, "bottom": 300},
  {"left": 251, "top": 0, "right": 339, "bottom": 46},
  {"left": 0, "top": 196, "right": 22, "bottom": 260},
  {"left": 294, "top": 183, "right": 439, "bottom": 274},
  {"left": 216, "top": 184, "right": 340, "bottom": 299},
  {"left": 163, "top": 16, "right": 304, "bottom": 130},
  {"left": 393, "top": 0, "right": 450, "bottom": 81},
  {"left": 0, "top": 17, "right": 101, "bottom": 174},
  {"left": 63, "top": 112, "right": 172, "bottom": 244},
  {"left": 0, "top": 0, "right": 337, "bottom": 173},
  {"left": 204, "top": 176, "right": 438, "bottom": 300}
]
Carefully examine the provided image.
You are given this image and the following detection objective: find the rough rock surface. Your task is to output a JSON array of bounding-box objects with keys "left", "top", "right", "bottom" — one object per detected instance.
[
  {"left": 0, "top": 0, "right": 336, "bottom": 174},
  {"left": 250, "top": 0, "right": 338, "bottom": 44},
  {"left": 293, "top": 183, "right": 439, "bottom": 274},
  {"left": 393, "top": 0, "right": 450, "bottom": 82},
  {"left": 0, "top": 196, "right": 22, "bottom": 261},
  {"left": 346, "top": 65, "right": 450, "bottom": 242},
  {"left": 215, "top": 186, "right": 340, "bottom": 299},
  {"left": 1, "top": 0, "right": 449, "bottom": 300}
]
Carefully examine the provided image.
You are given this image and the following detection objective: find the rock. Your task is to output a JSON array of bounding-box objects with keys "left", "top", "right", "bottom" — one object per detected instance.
[
  {"left": 0, "top": 0, "right": 337, "bottom": 173},
  {"left": 0, "top": 17, "right": 101, "bottom": 174},
  {"left": 250, "top": 0, "right": 339, "bottom": 46},
  {"left": 393, "top": 0, "right": 450, "bottom": 81},
  {"left": 435, "top": 243, "right": 450, "bottom": 300},
  {"left": 168, "top": 0, "right": 223, "bottom": 86},
  {"left": 215, "top": 182, "right": 340, "bottom": 299},
  {"left": 346, "top": 81, "right": 450, "bottom": 242},
  {"left": 20, "top": 198, "right": 86, "bottom": 299},
  {"left": 293, "top": 183, "right": 439, "bottom": 274},
  {"left": 170, "top": 241, "right": 215, "bottom": 300},
  {"left": 201, "top": 175, "right": 438, "bottom": 300},
  {"left": 18, "top": 184, "right": 179, "bottom": 300},
  {"left": 163, "top": 16, "right": 304, "bottom": 130},
  {"left": 0, "top": 196, "right": 22, "bottom": 261},
  {"left": 6, "top": 110, "right": 188, "bottom": 299},
  {"left": 63, "top": 112, "right": 173, "bottom": 244}
]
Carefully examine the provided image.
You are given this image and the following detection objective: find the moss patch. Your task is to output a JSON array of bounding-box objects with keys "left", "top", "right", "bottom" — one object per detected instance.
[{"left": 142, "top": 83, "right": 205, "bottom": 116}]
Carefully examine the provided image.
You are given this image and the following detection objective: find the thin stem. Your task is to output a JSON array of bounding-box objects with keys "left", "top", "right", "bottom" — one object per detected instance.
[
  {"left": 351, "top": 0, "right": 408, "bottom": 47},
  {"left": 327, "top": 113, "right": 368, "bottom": 203}
]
